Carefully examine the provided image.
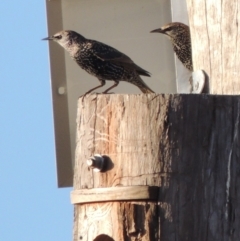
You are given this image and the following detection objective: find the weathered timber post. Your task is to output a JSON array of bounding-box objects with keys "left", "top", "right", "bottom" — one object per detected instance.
[
  {"left": 186, "top": 0, "right": 240, "bottom": 94},
  {"left": 72, "top": 94, "right": 240, "bottom": 241}
]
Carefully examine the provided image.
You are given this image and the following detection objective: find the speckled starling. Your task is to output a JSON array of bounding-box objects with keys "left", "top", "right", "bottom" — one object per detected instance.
[
  {"left": 43, "top": 30, "right": 154, "bottom": 95},
  {"left": 151, "top": 22, "right": 193, "bottom": 71}
]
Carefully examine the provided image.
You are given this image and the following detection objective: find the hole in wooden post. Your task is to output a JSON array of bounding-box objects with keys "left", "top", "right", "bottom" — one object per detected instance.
[{"left": 93, "top": 234, "right": 115, "bottom": 241}]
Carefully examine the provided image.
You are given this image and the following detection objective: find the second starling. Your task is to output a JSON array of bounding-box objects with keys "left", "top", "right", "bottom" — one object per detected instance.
[
  {"left": 151, "top": 22, "right": 193, "bottom": 71},
  {"left": 43, "top": 30, "right": 154, "bottom": 95}
]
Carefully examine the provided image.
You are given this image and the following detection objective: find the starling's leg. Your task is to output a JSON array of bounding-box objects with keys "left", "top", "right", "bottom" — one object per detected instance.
[
  {"left": 102, "top": 81, "right": 119, "bottom": 94},
  {"left": 86, "top": 79, "right": 106, "bottom": 95},
  {"left": 80, "top": 79, "right": 106, "bottom": 100},
  {"left": 80, "top": 79, "right": 106, "bottom": 102}
]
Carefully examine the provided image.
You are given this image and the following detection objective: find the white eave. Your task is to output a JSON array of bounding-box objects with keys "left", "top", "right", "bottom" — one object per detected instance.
[{"left": 44, "top": 0, "right": 189, "bottom": 187}]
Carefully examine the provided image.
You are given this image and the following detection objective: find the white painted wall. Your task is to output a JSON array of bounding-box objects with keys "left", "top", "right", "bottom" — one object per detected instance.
[{"left": 45, "top": 0, "right": 188, "bottom": 186}]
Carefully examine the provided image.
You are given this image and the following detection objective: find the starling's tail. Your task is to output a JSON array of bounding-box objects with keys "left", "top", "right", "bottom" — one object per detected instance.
[{"left": 134, "top": 76, "right": 155, "bottom": 94}]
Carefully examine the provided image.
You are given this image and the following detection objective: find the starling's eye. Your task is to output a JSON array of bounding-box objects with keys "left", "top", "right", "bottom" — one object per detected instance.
[
  {"left": 55, "top": 35, "right": 62, "bottom": 40},
  {"left": 165, "top": 27, "right": 173, "bottom": 32}
]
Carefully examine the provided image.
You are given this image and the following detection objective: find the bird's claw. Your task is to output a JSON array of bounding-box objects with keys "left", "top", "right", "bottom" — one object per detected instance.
[
  {"left": 101, "top": 92, "right": 115, "bottom": 95},
  {"left": 79, "top": 92, "right": 100, "bottom": 102}
]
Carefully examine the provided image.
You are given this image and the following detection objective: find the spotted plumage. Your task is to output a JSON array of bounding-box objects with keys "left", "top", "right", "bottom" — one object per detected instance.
[
  {"left": 43, "top": 30, "right": 154, "bottom": 95},
  {"left": 151, "top": 22, "right": 193, "bottom": 71}
]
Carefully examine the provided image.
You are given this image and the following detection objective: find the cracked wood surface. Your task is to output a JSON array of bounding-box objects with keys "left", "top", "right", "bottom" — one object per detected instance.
[
  {"left": 71, "top": 186, "right": 159, "bottom": 204},
  {"left": 186, "top": 0, "right": 240, "bottom": 94},
  {"left": 73, "top": 94, "right": 240, "bottom": 241},
  {"left": 74, "top": 94, "right": 169, "bottom": 190}
]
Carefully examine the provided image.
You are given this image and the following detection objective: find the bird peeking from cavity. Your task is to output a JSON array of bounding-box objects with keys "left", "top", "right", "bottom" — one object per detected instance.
[
  {"left": 151, "top": 22, "right": 193, "bottom": 72},
  {"left": 42, "top": 30, "right": 154, "bottom": 97}
]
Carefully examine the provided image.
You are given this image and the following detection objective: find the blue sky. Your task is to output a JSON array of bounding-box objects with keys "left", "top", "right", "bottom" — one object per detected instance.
[{"left": 0, "top": 1, "right": 72, "bottom": 240}]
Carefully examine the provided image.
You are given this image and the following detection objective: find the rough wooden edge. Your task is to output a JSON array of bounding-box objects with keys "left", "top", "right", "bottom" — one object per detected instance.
[{"left": 70, "top": 186, "right": 159, "bottom": 204}]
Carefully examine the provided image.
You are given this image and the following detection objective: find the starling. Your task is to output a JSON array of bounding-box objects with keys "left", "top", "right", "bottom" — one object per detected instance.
[
  {"left": 43, "top": 30, "right": 154, "bottom": 95},
  {"left": 151, "top": 22, "right": 193, "bottom": 71}
]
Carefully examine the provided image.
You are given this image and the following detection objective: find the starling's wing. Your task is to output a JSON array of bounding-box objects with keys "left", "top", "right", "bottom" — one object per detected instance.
[{"left": 90, "top": 40, "right": 151, "bottom": 77}]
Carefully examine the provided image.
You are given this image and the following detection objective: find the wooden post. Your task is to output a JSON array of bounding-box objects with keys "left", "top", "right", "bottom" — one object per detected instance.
[
  {"left": 72, "top": 94, "right": 240, "bottom": 241},
  {"left": 186, "top": 1, "right": 240, "bottom": 94}
]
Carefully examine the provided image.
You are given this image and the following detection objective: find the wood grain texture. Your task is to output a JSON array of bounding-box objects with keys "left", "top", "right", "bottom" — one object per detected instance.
[
  {"left": 73, "top": 94, "right": 240, "bottom": 241},
  {"left": 186, "top": 0, "right": 240, "bottom": 94},
  {"left": 73, "top": 94, "right": 169, "bottom": 241},
  {"left": 71, "top": 186, "right": 159, "bottom": 204},
  {"left": 74, "top": 94, "right": 169, "bottom": 190}
]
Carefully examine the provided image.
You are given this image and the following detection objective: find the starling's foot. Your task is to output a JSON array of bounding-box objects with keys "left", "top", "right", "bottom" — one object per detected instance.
[
  {"left": 79, "top": 92, "right": 90, "bottom": 102},
  {"left": 101, "top": 92, "right": 115, "bottom": 95},
  {"left": 79, "top": 92, "right": 100, "bottom": 102}
]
